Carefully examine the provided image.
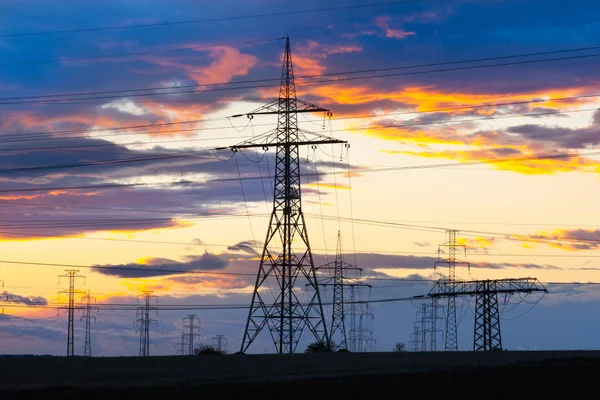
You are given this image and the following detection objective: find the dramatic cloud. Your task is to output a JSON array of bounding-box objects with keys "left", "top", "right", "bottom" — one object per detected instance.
[
  {"left": 3, "top": 292, "right": 47, "bottom": 306},
  {"left": 342, "top": 253, "right": 560, "bottom": 273},
  {"left": 227, "top": 240, "right": 260, "bottom": 256},
  {"left": 515, "top": 229, "right": 600, "bottom": 251},
  {"left": 92, "top": 252, "right": 228, "bottom": 278}
]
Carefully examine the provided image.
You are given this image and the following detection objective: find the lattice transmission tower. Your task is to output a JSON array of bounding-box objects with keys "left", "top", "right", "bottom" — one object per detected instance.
[
  {"left": 221, "top": 36, "right": 345, "bottom": 354},
  {"left": 315, "top": 231, "right": 368, "bottom": 351},
  {"left": 58, "top": 269, "right": 85, "bottom": 357},
  {"left": 434, "top": 230, "right": 469, "bottom": 351},
  {"left": 350, "top": 289, "right": 376, "bottom": 352},
  {"left": 183, "top": 314, "right": 200, "bottom": 356},
  {"left": 213, "top": 335, "right": 228, "bottom": 353},
  {"left": 81, "top": 290, "right": 96, "bottom": 357},
  {"left": 429, "top": 278, "right": 547, "bottom": 351},
  {"left": 136, "top": 291, "right": 157, "bottom": 357}
]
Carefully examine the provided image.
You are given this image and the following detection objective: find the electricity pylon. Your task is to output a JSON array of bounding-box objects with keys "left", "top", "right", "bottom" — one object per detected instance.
[
  {"left": 136, "top": 291, "right": 157, "bottom": 357},
  {"left": 58, "top": 269, "right": 85, "bottom": 357},
  {"left": 315, "top": 231, "right": 369, "bottom": 351},
  {"left": 81, "top": 290, "right": 96, "bottom": 357},
  {"left": 176, "top": 332, "right": 185, "bottom": 355},
  {"left": 434, "top": 230, "right": 468, "bottom": 351},
  {"left": 183, "top": 314, "right": 200, "bottom": 356},
  {"left": 429, "top": 278, "right": 548, "bottom": 351},
  {"left": 221, "top": 36, "right": 345, "bottom": 354},
  {"left": 213, "top": 335, "right": 228, "bottom": 353}
]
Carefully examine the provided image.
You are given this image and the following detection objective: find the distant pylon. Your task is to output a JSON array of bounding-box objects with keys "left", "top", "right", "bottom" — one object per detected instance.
[
  {"left": 315, "top": 231, "right": 368, "bottom": 351},
  {"left": 420, "top": 303, "right": 428, "bottom": 351},
  {"left": 183, "top": 314, "right": 200, "bottom": 356},
  {"left": 58, "top": 269, "right": 85, "bottom": 357},
  {"left": 212, "top": 335, "right": 228, "bottom": 353},
  {"left": 222, "top": 36, "right": 345, "bottom": 354},
  {"left": 81, "top": 290, "right": 96, "bottom": 357},
  {"left": 435, "top": 230, "right": 469, "bottom": 351},
  {"left": 176, "top": 331, "right": 185, "bottom": 355},
  {"left": 136, "top": 291, "right": 157, "bottom": 357}
]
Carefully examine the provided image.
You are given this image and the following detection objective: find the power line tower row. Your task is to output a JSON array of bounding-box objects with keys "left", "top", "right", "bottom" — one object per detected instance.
[
  {"left": 183, "top": 314, "right": 200, "bottom": 356},
  {"left": 221, "top": 35, "right": 345, "bottom": 354},
  {"left": 434, "top": 230, "right": 469, "bottom": 351},
  {"left": 58, "top": 269, "right": 85, "bottom": 357},
  {"left": 136, "top": 291, "right": 157, "bottom": 357}
]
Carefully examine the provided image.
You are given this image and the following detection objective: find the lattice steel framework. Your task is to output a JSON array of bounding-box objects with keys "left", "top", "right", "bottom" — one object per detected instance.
[
  {"left": 183, "top": 314, "right": 200, "bottom": 356},
  {"left": 434, "top": 230, "right": 468, "bottom": 351},
  {"left": 315, "top": 231, "right": 368, "bottom": 351},
  {"left": 222, "top": 36, "right": 345, "bottom": 354},
  {"left": 427, "top": 298, "right": 444, "bottom": 351},
  {"left": 429, "top": 278, "right": 547, "bottom": 351},
  {"left": 81, "top": 290, "right": 96, "bottom": 357},
  {"left": 136, "top": 291, "right": 157, "bottom": 357},
  {"left": 420, "top": 303, "right": 427, "bottom": 351},
  {"left": 213, "top": 335, "right": 228, "bottom": 353},
  {"left": 473, "top": 280, "right": 502, "bottom": 351},
  {"left": 58, "top": 269, "right": 85, "bottom": 357}
]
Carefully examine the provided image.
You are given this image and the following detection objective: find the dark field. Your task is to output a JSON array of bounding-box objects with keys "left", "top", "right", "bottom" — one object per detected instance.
[{"left": 2, "top": 351, "right": 600, "bottom": 399}]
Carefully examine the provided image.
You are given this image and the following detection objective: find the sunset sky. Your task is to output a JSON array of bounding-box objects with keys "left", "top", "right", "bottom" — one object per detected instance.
[{"left": 0, "top": 0, "right": 599, "bottom": 355}]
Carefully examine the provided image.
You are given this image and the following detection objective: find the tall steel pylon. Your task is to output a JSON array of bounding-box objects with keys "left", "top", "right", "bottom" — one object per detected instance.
[
  {"left": 58, "top": 269, "right": 85, "bottom": 357},
  {"left": 221, "top": 36, "right": 345, "bottom": 354},
  {"left": 183, "top": 314, "right": 200, "bottom": 356},
  {"left": 81, "top": 290, "right": 96, "bottom": 357},
  {"left": 473, "top": 280, "right": 502, "bottom": 351},
  {"left": 435, "top": 230, "right": 468, "bottom": 351},
  {"left": 136, "top": 291, "right": 157, "bottom": 357},
  {"left": 315, "top": 231, "right": 366, "bottom": 351}
]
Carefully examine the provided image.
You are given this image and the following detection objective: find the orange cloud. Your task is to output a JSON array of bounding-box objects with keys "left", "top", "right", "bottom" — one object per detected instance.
[
  {"left": 305, "top": 182, "right": 350, "bottom": 191},
  {"left": 514, "top": 229, "right": 600, "bottom": 251},
  {"left": 458, "top": 236, "right": 495, "bottom": 250},
  {"left": 390, "top": 148, "right": 600, "bottom": 175},
  {"left": 143, "top": 45, "right": 258, "bottom": 86},
  {"left": 292, "top": 40, "right": 362, "bottom": 76}
]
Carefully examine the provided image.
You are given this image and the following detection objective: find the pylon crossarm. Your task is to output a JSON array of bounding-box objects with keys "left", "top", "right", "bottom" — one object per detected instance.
[
  {"left": 428, "top": 277, "right": 548, "bottom": 298},
  {"left": 231, "top": 98, "right": 330, "bottom": 117}
]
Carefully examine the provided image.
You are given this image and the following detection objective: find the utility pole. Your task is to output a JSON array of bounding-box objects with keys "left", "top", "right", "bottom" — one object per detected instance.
[
  {"left": 81, "top": 290, "right": 96, "bottom": 357},
  {"left": 136, "top": 291, "right": 157, "bottom": 357},
  {"left": 434, "top": 230, "right": 468, "bottom": 351},
  {"left": 212, "top": 335, "right": 228, "bottom": 353},
  {"left": 183, "top": 314, "right": 200, "bottom": 356},
  {"left": 58, "top": 269, "right": 85, "bottom": 357},
  {"left": 221, "top": 36, "right": 345, "bottom": 354}
]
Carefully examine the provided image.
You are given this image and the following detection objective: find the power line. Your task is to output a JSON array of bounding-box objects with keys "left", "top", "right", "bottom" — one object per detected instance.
[
  {"left": 0, "top": 107, "right": 596, "bottom": 177},
  {"left": 2, "top": 46, "right": 600, "bottom": 105},
  {"left": 0, "top": 144, "right": 598, "bottom": 194},
  {"left": 1, "top": 91, "right": 599, "bottom": 145},
  {"left": 0, "top": 1, "right": 421, "bottom": 38},
  {"left": 0, "top": 38, "right": 280, "bottom": 67}
]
